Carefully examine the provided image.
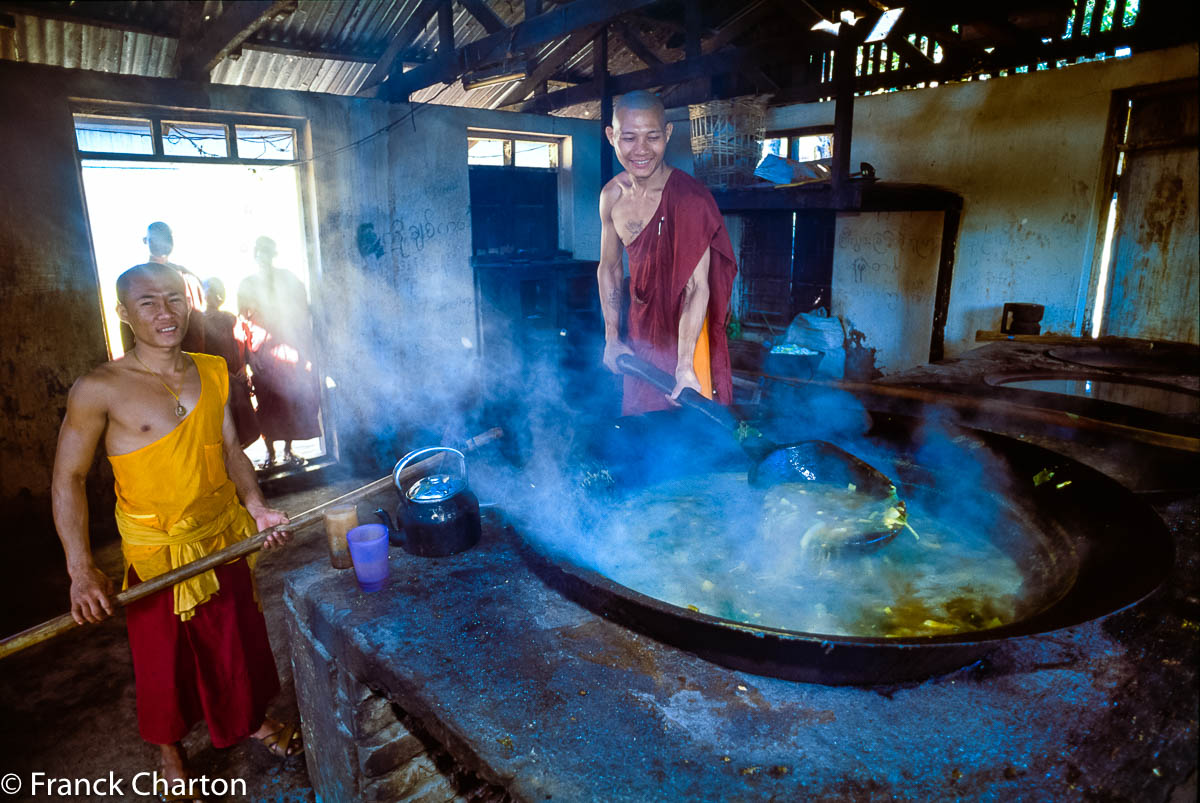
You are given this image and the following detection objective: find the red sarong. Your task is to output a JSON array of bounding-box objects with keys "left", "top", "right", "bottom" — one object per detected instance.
[
  {"left": 125, "top": 559, "right": 280, "bottom": 747},
  {"left": 623, "top": 169, "right": 738, "bottom": 415}
]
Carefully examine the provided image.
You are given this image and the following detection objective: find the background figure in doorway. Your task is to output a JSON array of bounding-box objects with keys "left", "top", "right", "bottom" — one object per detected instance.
[
  {"left": 139, "top": 221, "right": 207, "bottom": 354},
  {"left": 237, "top": 237, "right": 320, "bottom": 469},
  {"left": 201, "top": 278, "right": 260, "bottom": 449}
]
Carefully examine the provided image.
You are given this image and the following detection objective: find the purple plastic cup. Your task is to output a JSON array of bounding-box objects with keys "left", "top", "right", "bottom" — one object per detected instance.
[{"left": 346, "top": 523, "right": 390, "bottom": 592}]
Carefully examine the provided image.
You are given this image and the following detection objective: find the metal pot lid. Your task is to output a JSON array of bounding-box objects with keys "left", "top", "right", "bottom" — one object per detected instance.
[{"left": 407, "top": 474, "right": 466, "bottom": 503}]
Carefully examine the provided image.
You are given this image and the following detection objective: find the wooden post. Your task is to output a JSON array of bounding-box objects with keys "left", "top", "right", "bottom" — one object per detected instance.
[
  {"left": 438, "top": 0, "right": 454, "bottom": 64},
  {"left": 929, "top": 206, "right": 962, "bottom": 362},
  {"left": 596, "top": 25, "right": 614, "bottom": 186},
  {"left": 831, "top": 22, "right": 857, "bottom": 206}
]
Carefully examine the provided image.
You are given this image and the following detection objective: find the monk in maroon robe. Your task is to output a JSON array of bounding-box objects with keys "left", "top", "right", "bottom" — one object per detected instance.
[
  {"left": 598, "top": 91, "right": 738, "bottom": 415},
  {"left": 238, "top": 237, "right": 321, "bottom": 467},
  {"left": 200, "top": 277, "right": 260, "bottom": 448}
]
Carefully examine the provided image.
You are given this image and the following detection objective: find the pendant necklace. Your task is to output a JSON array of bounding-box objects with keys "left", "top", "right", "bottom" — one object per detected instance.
[{"left": 132, "top": 351, "right": 187, "bottom": 418}]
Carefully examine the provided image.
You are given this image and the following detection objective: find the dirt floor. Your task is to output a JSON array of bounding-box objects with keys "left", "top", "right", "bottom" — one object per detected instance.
[{"left": 0, "top": 474, "right": 371, "bottom": 803}]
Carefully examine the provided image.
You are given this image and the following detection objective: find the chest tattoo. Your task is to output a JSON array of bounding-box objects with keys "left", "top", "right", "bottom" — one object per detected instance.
[{"left": 624, "top": 219, "right": 645, "bottom": 238}]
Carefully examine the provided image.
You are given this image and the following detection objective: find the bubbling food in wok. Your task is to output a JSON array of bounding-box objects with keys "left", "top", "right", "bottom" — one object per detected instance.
[{"left": 589, "top": 472, "right": 1038, "bottom": 638}]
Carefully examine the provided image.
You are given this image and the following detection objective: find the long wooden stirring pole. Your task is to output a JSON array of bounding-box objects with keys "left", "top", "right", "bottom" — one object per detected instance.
[{"left": 0, "top": 428, "right": 503, "bottom": 660}]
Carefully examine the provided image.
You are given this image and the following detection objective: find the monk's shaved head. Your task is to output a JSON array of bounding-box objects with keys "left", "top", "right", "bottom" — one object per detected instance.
[
  {"left": 116, "top": 262, "right": 185, "bottom": 306},
  {"left": 145, "top": 221, "right": 174, "bottom": 258},
  {"left": 613, "top": 91, "right": 666, "bottom": 127}
]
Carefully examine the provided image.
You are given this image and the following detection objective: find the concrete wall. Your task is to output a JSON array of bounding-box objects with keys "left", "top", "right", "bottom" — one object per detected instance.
[
  {"left": 832, "top": 211, "right": 944, "bottom": 374},
  {"left": 0, "top": 60, "right": 599, "bottom": 628},
  {"left": 767, "top": 45, "right": 1198, "bottom": 360},
  {"left": 311, "top": 100, "right": 600, "bottom": 467}
]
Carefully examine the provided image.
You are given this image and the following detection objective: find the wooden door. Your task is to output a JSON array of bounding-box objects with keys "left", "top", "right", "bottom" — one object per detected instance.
[{"left": 1103, "top": 85, "right": 1199, "bottom": 344}]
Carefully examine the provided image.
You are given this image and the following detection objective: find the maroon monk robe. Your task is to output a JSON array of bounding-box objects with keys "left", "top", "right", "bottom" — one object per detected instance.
[
  {"left": 623, "top": 169, "right": 738, "bottom": 415},
  {"left": 125, "top": 559, "right": 280, "bottom": 747},
  {"left": 201, "top": 308, "right": 261, "bottom": 448}
]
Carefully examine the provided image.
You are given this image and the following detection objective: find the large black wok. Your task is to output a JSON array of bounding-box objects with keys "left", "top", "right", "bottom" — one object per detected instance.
[{"left": 511, "top": 406, "right": 1173, "bottom": 685}]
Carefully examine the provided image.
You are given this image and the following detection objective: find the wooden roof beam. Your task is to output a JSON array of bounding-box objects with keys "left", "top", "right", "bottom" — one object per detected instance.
[
  {"left": 885, "top": 32, "right": 935, "bottom": 67},
  {"left": 511, "top": 47, "right": 754, "bottom": 114},
  {"left": 612, "top": 20, "right": 662, "bottom": 67},
  {"left": 376, "top": 0, "right": 661, "bottom": 102},
  {"left": 458, "top": 0, "right": 506, "bottom": 35},
  {"left": 493, "top": 23, "right": 602, "bottom": 108},
  {"left": 176, "top": 0, "right": 295, "bottom": 82},
  {"left": 358, "top": 0, "right": 443, "bottom": 93},
  {"left": 703, "top": 0, "right": 769, "bottom": 54}
]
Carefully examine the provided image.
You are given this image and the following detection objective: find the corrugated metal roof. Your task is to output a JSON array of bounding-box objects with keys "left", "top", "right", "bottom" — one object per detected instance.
[
  {"left": 3, "top": 13, "right": 177, "bottom": 76},
  {"left": 211, "top": 48, "right": 375, "bottom": 95},
  {"left": 0, "top": 0, "right": 673, "bottom": 114}
]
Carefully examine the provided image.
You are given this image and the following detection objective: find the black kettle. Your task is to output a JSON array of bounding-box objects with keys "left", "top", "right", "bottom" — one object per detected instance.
[{"left": 376, "top": 446, "right": 481, "bottom": 557}]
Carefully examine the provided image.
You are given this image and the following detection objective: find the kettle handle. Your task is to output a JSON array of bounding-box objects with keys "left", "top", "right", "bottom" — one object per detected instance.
[{"left": 394, "top": 446, "right": 469, "bottom": 492}]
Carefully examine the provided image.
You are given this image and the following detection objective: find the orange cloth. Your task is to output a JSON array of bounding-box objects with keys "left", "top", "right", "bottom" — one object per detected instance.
[
  {"left": 692, "top": 315, "right": 713, "bottom": 399},
  {"left": 109, "top": 352, "right": 259, "bottom": 620}
]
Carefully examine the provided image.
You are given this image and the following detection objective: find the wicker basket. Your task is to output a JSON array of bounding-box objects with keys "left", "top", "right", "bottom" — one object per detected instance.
[{"left": 688, "top": 96, "right": 768, "bottom": 190}]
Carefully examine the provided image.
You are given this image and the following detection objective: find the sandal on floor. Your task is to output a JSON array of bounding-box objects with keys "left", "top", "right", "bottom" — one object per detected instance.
[{"left": 255, "top": 721, "right": 304, "bottom": 759}]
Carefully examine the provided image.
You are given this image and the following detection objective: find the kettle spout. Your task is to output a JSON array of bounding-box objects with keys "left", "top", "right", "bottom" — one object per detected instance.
[
  {"left": 374, "top": 508, "right": 405, "bottom": 547},
  {"left": 374, "top": 508, "right": 396, "bottom": 531}
]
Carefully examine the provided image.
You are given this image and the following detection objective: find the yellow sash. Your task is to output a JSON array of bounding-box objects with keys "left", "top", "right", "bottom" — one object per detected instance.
[{"left": 117, "top": 489, "right": 259, "bottom": 619}]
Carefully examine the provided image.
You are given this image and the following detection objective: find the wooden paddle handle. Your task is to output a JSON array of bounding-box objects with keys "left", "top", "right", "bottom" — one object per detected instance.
[
  {"left": 0, "top": 428, "right": 503, "bottom": 660},
  {"left": 615, "top": 353, "right": 740, "bottom": 432}
]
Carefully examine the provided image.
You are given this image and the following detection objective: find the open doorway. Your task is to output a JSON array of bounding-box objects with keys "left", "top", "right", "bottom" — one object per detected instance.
[
  {"left": 74, "top": 110, "right": 330, "bottom": 471},
  {"left": 1085, "top": 80, "right": 1199, "bottom": 343}
]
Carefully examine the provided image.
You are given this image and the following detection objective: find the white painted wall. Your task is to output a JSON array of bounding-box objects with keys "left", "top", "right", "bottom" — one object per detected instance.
[
  {"left": 833, "top": 211, "right": 944, "bottom": 373},
  {"left": 313, "top": 102, "right": 602, "bottom": 448},
  {"left": 768, "top": 45, "right": 1198, "bottom": 360}
]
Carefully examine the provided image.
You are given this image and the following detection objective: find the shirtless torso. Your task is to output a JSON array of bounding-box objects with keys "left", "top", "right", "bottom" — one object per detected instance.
[
  {"left": 78, "top": 354, "right": 203, "bottom": 457},
  {"left": 603, "top": 165, "right": 674, "bottom": 247}
]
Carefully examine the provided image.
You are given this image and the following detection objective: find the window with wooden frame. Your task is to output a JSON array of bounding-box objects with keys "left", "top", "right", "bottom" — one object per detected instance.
[
  {"left": 467, "top": 129, "right": 563, "bottom": 257},
  {"left": 72, "top": 104, "right": 299, "bottom": 165}
]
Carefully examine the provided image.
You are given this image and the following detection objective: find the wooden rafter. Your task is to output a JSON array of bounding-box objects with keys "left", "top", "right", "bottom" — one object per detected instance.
[
  {"left": 493, "top": 23, "right": 602, "bottom": 108},
  {"left": 612, "top": 20, "right": 662, "bottom": 67},
  {"left": 885, "top": 31, "right": 935, "bottom": 67},
  {"left": 438, "top": 0, "right": 455, "bottom": 59},
  {"left": 359, "top": 0, "right": 442, "bottom": 92},
  {"left": 703, "top": 0, "right": 769, "bottom": 54},
  {"left": 374, "top": 0, "right": 660, "bottom": 102},
  {"left": 458, "top": 0, "right": 506, "bottom": 35},
  {"left": 176, "top": 0, "right": 296, "bottom": 82},
  {"left": 512, "top": 46, "right": 754, "bottom": 114},
  {"left": 683, "top": 0, "right": 701, "bottom": 61}
]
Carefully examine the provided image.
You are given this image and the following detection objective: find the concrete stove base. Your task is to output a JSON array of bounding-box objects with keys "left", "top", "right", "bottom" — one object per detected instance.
[{"left": 283, "top": 501, "right": 1196, "bottom": 802}]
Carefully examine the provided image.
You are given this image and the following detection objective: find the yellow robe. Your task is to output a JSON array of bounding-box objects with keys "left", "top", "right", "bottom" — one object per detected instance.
[{"left": 109, "top": 353, "right": 259, "bottom": 620}]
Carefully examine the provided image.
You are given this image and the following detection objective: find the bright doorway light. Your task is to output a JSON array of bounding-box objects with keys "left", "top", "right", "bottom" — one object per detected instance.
[
  {"left": 80, "top": 160, "right": 309, "bottom": 358},
  {"left": 79, "top": 160, "right": 323, "bottom": 466},
  {"left": 1090, "top": 192, "right": 1119, "bottom": 338}
]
